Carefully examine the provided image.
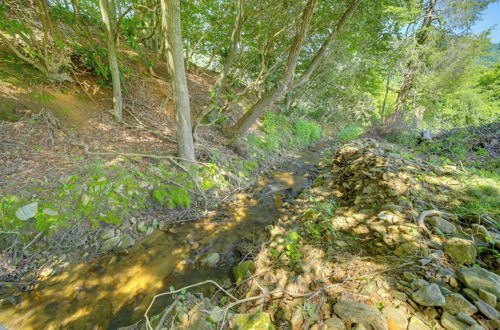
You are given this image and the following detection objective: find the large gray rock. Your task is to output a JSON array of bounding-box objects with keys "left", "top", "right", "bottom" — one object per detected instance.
[
  {"left": 443, "top": 293, "right": 478, "bottom": 315},
  {"left": 333, "top": 301, "right": 388, "bottom": 330},
  {"left": 457, "top": 267, "right": 500, "bottom": 299},
  {"left": 412, "top": 284, "right": 446, "bottom": 307},
  {"left": 441, "top": 311, "right": 470, "bottom": 330},
  {"left": 444, "top": 238, "right": 477, "bottom": 264}
]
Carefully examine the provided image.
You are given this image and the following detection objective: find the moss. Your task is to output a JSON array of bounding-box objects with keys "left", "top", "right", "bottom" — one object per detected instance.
[
  {"left": 232, "top": 313, "right": 275, "bottom": 330},
  {"left": 0, "top": 98, "right": 21, "bottom": 121},
  {"left": 232, "top": 260, "right": 256, "bottom": 284}
]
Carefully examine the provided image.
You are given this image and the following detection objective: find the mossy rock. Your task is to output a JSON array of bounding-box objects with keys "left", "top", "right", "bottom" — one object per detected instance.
[
  {"left": 232, "top": 260, "right": 256, "bottom": 284},
  {"left": 231, "top": 312, "right": 275, "bottom": 330}
]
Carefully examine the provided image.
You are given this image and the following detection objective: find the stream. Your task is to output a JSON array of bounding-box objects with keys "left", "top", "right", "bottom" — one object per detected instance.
[{"left": 0, "top": 141, "right": 331, "bottom": 329}]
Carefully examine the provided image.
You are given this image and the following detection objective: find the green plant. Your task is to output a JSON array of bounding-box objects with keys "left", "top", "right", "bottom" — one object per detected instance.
[
  {"left": 337, "top": 124, "right": 364, "bottom": 143},
  {"left": 284, "top": 231, "right": 301, "bottom": 264},
  {"left": 292, "top": 119, "right": 322, "bottom": 145}
]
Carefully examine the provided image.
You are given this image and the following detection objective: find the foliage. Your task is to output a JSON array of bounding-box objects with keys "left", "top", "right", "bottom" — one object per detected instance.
[
  {"left": 0, "top": 160, "right": 208, "bottom": 246},
  {"left": 337, "top": 123, "right": 364, "bottom": 143}
]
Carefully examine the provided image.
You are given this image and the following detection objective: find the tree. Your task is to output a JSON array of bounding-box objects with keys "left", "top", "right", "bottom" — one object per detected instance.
[
  {"left": 160, "top": 0, "right": 196, "bottom": 162},
  {"left": 99, "top": 0, "right": 123, "bottom": 121},
  {"left": 225, "top": 0, "right": 318, "bottom": 138}
]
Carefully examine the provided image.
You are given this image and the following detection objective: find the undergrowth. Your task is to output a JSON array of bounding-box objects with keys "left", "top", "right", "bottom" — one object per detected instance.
[
  {"left": 0, "top": 160, "right": 225, "bottom": 249},
  {"left": 243, "top": 113, "right": 322, "bottom": 161}
]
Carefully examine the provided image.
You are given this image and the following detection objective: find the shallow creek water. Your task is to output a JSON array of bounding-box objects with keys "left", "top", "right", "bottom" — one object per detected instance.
[{"left": 0, "top": 142, "right": 331, "bottom": 329}]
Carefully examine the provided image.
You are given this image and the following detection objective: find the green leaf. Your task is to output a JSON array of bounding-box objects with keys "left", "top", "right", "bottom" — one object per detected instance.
[{"left": 15, "top": 202, "right": 38, "bottom": 221}]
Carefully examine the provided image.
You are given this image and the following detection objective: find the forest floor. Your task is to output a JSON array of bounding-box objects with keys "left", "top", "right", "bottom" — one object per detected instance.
[
  {"left": 155, "top": 137, "right": 499, "bottom": 330},
  {"left": 1, "top": 48, "right": 499, "bottom": 329}
]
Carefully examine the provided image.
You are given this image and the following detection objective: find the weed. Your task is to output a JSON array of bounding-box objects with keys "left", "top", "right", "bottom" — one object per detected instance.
[
  {"left": 284, "top": 231, "right": 301, "bottom": 264},
  {"left": 337, "top": 124, "right": 364, "bottom": 143}
]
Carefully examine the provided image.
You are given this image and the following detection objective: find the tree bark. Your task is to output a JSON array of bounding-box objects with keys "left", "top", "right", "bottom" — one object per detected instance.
[
  {"left": 160, "top": 0, "right": 196, "bottom": 162},
  {"left": 387, "top": 0, "right": 436, "bottom": 124},
  {"left": 290, "top": 0, "right": 361, "bottom": 90},
  {"left": 100, "top": 0, "right": 123, "bottom": 121},
  {"left": 213, "top": 0, "right": 244, "bottom": 94},
  {"left": 227, "top": 0, "right": 318, "bottom": 138}
]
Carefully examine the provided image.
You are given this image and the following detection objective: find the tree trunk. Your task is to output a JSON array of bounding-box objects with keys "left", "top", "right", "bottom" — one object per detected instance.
[
  {"left": 160, "top": 0, "right": 196, "bottom": 162},
  {"left": 290, "top": 0, "right": 361, "bottom": 90},
  {"left": 99, "top": 0, "right": 123, "bottom": 121},
  {"left": 380, "top": 71, "right": 391, "bottom": 121},
  {"left": 214, "top": 0, "right": 244, "bottom": 94},
  {"left": 387, "top": 0, "right": 436, "bottom": 124},
  {"left": 227, "top": 0, "right": 318, "bottom": 138}
]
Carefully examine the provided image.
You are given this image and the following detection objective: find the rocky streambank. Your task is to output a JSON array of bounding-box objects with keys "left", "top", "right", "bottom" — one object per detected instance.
[{"left": 156, "top": 138, "right": 499, "bottom": 329}]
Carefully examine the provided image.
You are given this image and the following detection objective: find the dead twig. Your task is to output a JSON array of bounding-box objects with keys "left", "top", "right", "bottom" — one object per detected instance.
[{"left": 144, "top": 280, "right": 238, "bottom": 330}]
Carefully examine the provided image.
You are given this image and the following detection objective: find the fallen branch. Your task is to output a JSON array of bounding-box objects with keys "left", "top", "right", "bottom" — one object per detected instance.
[
  {"left": 416, "top": 209, "right": 454, "bottom": 237},
  {"left": 144, "top": 280, "right": 238, "bottom": 330}
]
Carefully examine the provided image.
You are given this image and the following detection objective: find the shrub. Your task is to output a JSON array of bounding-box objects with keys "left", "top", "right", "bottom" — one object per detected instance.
[
  {"left": 292, "top": 119, "right": 322, "bottom": 145},
  {"left": 337, "top": 124, "right": 364, "bottom": 143}
]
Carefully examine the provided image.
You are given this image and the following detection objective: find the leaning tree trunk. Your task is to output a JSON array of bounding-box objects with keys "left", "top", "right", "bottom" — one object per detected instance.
[
  {"left": 290, "top": 0, "right": 361, "bottom": 91},
  {"left": 386, "top": 0, "right": 436, "bottom": 126},
  {"left": 160, "top": 0, "right": 196, "bottom": 162},
  {"left": 99, "top": 0, "right": 122, "bottom": 121},
  {"left": 226, "top": 0, "right": 318, "bottom": 138}
]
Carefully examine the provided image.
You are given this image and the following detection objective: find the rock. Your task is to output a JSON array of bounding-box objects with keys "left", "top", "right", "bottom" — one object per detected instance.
[
  {"left": 412, "top": 284, "right": 446, "bottom": 307},
  {"left": 232, "top": 261, "right": 256, "bottom": 284},
  {"left": 441, "top": 311, "right": 470, "bottom": 330},
  {"left": 444, "top": 238, "right": 477, "bottom": 264},
  {"left": 39, "top": 266, "right": 54, "bottom": 277},
  {"left": 322, "top": 315, "right": 346, "bottom": 330},
  {"left": 100, "top": 227, "right": 115, "bottom": 240},
  {"left": 428, "top": 217, "right": 457, "bottom": 234},
  {"left": 100, "top": 236, "right": 121, "bottom": 252},
  {"left": 411, "top": 279, "right": 429, "bottom": 290},
  {"left": 208, "top": 306, "right": 225, "bottom": 323},
  {"left": 231, "top": 312, "right": 275, "bottom": 330},
  {"left": 394, "top": 242, "right": 428, "bottom": 256},
  {"left": 200, "top": 253, "right": 220, "bottom": 268},
  {"left": 333, "top": 301, "right": 388, "bottom": 330},
  {"left": 456, "top": 312, "right": 478, "bottom": 326},
  {"left": 360, "top": 281, "right": 378, "bottom": 294},
  {"left": 119, "top": 233, "right": 135, "bottom": 249},
  {"left": 382, "top": 307, "right": 408, "bottom": 329},
  {"left": 443, "top": 293, "right": 478, "bottom": 315},
  {"left": 403, "top": 272, "right": 418, "bottom": 281},
  {"left": 457, "top": 267, "right": 500, "bottom": 299},
  {"left": 290, "top": 308, "right": 304, "bottom": 329},
  {"left": 408, "top": 315, "right": 431, "bottom": 330},
  {"left": 474, "top": 300, "right": 500, "bottom": 320},
  {"left": 477, "top": 289, "right": 497, "bottom": 306},
  {"left": 462, "top": 288, "right": 480, "bottom": 302}
]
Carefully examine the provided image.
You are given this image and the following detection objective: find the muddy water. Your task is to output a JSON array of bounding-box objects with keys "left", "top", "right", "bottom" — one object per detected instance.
[{"left": 0, "top": 142, "right": 330, "bottom": 329}]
